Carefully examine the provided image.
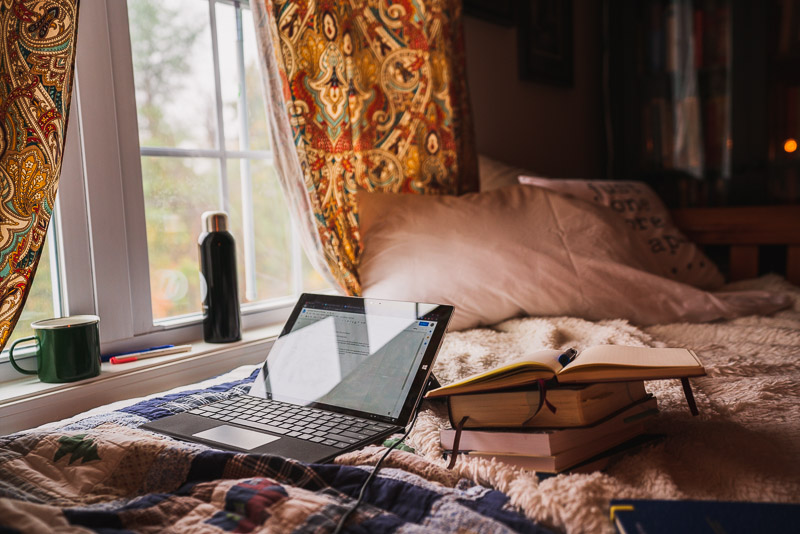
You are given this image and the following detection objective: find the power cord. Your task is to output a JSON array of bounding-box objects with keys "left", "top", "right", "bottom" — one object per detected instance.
[{"left": 331, "top": 408, "right": 421, "bottom": 534}]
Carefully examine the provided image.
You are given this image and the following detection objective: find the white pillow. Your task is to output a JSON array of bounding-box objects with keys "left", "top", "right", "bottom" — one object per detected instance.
[{"left": 357, "top": 186, "right": 788, "bottom": 330}]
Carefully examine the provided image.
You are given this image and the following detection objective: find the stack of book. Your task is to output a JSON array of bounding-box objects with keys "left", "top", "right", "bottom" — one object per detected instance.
[{"left": 426, "top": 345, "right": 705, "bottom": 474}]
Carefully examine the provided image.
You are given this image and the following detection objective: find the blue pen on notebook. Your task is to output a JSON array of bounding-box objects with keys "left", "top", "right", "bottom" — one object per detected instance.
[
  {"left": 101, "top": 344, "right": 174, "bottom": 363},
  {"left": 558, "top": 348, "right": 578, "bottom": 368}
]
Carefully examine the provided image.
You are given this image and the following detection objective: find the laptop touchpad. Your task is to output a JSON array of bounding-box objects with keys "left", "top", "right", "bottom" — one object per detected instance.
[{"left": 194, "top": 425, "right": 281, "bottom": 450}]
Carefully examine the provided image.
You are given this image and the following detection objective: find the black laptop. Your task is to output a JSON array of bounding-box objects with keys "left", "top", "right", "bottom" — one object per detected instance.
[{"left": 143, "top": 293, "right": 453, "bottom": 463}]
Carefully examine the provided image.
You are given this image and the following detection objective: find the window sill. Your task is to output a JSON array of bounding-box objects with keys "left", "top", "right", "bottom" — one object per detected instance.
[{"left": 0, "top": 325, "right": 281, "bottom": 435}]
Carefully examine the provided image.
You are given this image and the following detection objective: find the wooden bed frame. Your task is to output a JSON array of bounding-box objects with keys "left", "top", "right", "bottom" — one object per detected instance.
[{"left": 672, "top": 205, "right": 800, "bottom": 285}]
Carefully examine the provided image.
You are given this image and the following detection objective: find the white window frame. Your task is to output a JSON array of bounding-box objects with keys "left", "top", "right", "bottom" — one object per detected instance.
[
  {"left": 64, "top": 0, "right": 304, "bottom": 352},
  {"left": 0, "top": 0, "right": 320, "bottom": 388}
]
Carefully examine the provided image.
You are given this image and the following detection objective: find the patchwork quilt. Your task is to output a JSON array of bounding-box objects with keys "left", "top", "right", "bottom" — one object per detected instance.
[{"left": 0, "top": 369, "right": 550, "bottom": 533}]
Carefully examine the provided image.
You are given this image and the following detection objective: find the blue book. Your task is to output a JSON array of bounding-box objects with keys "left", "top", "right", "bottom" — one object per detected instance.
[{"left": 610, "top": 499, "right": 800, "bottom": 534}]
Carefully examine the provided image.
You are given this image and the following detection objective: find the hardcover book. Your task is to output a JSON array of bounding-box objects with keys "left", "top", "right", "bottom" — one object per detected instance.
[
  {"left": 440, "top": 396, "right": 658, "bottom": 454},
  {"left": 444, "top": 381, "right": 649, "bottom": 429},
  {"left": 447, "top": 422, "right": 648, "bottom": 474},
  {"left": 610, "top": 499, "right": 800, "bottom": 534}
]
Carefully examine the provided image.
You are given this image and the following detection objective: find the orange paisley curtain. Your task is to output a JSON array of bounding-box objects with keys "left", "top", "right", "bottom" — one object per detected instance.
[
  {"left": 252, "top": 0, "right": 478, "bottom": 294},
  {"left": 0, "top": 0, "right": 80, "bottom": 350}
]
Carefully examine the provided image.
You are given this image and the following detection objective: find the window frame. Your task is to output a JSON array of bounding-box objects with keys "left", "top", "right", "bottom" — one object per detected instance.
[
  {"left": 0, "top": 0, "right": 329, "bottom": 395},
  {"left": 0, "top": 30, "right": 96, "bottom": 383},
  {"left": 62, "top": 0, "right": 301, "bottom": 353}
]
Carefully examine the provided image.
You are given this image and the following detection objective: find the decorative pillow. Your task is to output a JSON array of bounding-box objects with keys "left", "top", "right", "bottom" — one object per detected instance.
[
  {"left": 518, "top": 176, "right": 724, "bottom": 289},
  {"left": 357, "top": 186, "right": 788, "bottom": 331}
]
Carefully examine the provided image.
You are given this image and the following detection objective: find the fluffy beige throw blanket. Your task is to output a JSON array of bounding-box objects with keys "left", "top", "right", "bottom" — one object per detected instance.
[{"left": 341, "top": 275, "right": 800, "bottom": 533}]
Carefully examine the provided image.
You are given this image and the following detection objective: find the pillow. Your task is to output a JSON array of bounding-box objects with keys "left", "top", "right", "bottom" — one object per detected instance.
[
  {"left": 478, "top": 154, "right": 532, "bottom": 191},
  {"left": 357, "top": 185, "right": 788, "bottom": 331},
  {"left": 518, "top": 176, "right": 724, "bottom": 289}
]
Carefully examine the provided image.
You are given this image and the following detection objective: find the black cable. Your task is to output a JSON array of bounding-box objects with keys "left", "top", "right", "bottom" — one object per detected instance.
[{"left": 331, "top": 408, "right": 421, "bottom": 534}]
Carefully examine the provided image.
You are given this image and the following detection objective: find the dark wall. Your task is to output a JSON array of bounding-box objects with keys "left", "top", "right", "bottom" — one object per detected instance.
[{"left": 463, "top": 2, "right": 605, "bottom": 178}]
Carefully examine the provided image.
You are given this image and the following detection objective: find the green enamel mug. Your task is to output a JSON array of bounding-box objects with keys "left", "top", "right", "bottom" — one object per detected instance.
[{"left": 8, "top": 315, "right": 101, "bottom": 383}]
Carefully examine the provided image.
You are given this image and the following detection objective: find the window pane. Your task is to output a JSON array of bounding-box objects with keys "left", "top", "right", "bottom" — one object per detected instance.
[
  {"left": 242, "top": 7, "right": 270, "bottom": 151},
  {"left": 216, "top": 1, "right": 240, "bottom": 151},
  {"left": 216, "top": 2, "right": 270, "bottom": 151},
  {"left": 227, "top": 159, "right": 293, "bottom": 302},
  {"left": 6, "top": 227, "right": 60, "bottom": 346},
  {"left": 128, "top": 0, "right": 217, "bottom": 150},
  {"left": 302, "top": 251, "right": 331, "bottom": 292},
  {"left": 142, "top": 156, "right": 220, "bottom": 320},
  {"left": 129, "top": 0, "right": 329, "bottom": 327}
]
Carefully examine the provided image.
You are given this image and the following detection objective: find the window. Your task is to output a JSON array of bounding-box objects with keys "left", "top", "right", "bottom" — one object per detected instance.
[
  {"left": 126, "top": 0, "right": 327, "bottom": 322},
  {"left": 2, "top": 0, "right": 329, "bottom": 371}
]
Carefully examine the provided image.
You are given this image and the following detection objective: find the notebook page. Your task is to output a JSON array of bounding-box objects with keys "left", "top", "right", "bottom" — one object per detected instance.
[{"left": 568, "top": 345, "right": 702, "bottom": 370}]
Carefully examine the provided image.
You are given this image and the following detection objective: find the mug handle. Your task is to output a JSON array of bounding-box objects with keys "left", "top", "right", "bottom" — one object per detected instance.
[{"left": 8, "top": 336, "right": 39, "bottom": 375}]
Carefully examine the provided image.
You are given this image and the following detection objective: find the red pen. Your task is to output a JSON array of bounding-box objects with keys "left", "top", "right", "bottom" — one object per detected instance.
[{"left": 109, "top": 345, "right": 192, "bottom": 364}]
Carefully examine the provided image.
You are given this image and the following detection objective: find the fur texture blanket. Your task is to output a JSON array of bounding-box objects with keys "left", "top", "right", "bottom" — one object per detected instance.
[{"left": 340, "top": 275, "right": 800, "bottom": 533}]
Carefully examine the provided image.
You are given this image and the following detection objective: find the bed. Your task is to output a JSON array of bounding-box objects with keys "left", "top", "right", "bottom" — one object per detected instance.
[{"left": 1, "top": 168, "right": 798, "bottom": 533}]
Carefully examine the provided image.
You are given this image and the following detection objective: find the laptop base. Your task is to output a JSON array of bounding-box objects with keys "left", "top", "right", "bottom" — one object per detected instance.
[{"left": 144, "top": 411, "right": 399, "bottom": 463}]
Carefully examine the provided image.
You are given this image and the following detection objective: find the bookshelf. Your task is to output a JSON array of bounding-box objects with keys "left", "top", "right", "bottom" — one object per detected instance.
[{"left": 606, "top": 0, "right": 799, "bottom": 208}]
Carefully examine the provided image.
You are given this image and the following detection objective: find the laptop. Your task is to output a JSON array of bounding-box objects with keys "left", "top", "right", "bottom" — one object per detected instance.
[{"left": 143, "top": 293, "right": 453, "bottom": 463}]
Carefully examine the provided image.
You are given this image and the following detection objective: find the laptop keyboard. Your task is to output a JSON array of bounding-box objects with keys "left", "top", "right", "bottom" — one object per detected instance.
[{"left": 188, "top": 396, "right": 397, "bottom": 449}]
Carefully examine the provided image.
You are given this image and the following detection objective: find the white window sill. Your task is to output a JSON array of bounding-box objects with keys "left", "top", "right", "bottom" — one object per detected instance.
[{"left": 0, "top": 325, "right": 282, "bottom": 435}]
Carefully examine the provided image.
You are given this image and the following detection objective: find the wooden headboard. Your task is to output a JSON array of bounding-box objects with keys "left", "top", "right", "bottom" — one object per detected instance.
[{"left": 671, "top": 205, "right": 800, "bottom": 285}]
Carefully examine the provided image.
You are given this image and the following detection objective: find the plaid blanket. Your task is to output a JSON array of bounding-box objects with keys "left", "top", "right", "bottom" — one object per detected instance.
[{"left": 0, "top": 369, "right": 550, "bottom": 533}]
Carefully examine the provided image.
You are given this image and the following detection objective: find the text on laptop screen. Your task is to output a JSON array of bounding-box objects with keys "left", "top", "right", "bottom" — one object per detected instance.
[{"left": 250, "top": 299, "right": 438, "bottom": 418}]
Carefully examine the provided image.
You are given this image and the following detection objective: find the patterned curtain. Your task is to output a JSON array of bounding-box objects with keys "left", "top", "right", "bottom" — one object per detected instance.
[
  {"left": 252, "top": 0, "right": 478, "bottom": 295},
  {"left": 0, "top": 1, "right": 80, "bottom": 350}
]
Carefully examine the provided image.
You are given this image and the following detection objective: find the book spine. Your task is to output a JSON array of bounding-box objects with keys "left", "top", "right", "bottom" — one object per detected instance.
[
  {"left": 796, "top": 86, "right": 800, "bottom": 144},
  {"left": 684, "top": 96, "right": 703, "bottom": 174},
  {"left": 446, "top": 398, "right": 458, "bottom": 429},
  {"left": 643, "top": 101, "right": 654, "bottom": 164},
  {"left": 663, "top": 97, "right": 674, "bottom": 170},
  {"left": 779, "top": 0, "right": 793, "bottom": 55},
  {"left": 466, "top": 423, "right": 647, "bottom": 474},
  {"left": 440, "top": 429, "right": 552, "bottom": 455},
  {"left": 713, "top": 3, "right": 729, "bottom": 68},
  {"left": 449, "top": 382, "right": 648, "bottom": 429},
  {"left": 787, "top": 87, "right": 797, "bottom": 147},
  {"left": 649, "top": 1, "right": 664, "bottom": 74},
  {"left": 665, "top": 2, "right": 677, "bottom": 73},
  {"left": 440, "top": 397, "right": 658, "bottom": 456},
  {"left": 652, "top": 99, "right": 663, "bottom": 168},
  {"left": 693, "top": 7, "right": 703, "bottom": 69}
]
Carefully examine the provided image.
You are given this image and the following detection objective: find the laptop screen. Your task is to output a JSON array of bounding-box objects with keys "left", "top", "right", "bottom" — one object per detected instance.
[{"left": 248, "top": 294, "right": 453, "bottom": 424}]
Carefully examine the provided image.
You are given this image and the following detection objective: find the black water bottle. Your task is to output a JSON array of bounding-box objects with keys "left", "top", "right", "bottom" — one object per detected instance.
[{"left": 199, "top": 211, "right": 241, "bottom": 343}]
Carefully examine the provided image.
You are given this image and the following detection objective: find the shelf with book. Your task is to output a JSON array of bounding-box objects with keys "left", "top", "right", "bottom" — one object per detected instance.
[
  {"left": 768, "top": 77, "right": 800, "bottom": 202},
  {"left": 606, "top": 0, "right": 797, "bottom": 208}
]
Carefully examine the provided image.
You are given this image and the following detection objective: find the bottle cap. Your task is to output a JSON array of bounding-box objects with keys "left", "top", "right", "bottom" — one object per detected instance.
[{"left": 202, "top": 211, "right": 228, "bottom": 232}]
